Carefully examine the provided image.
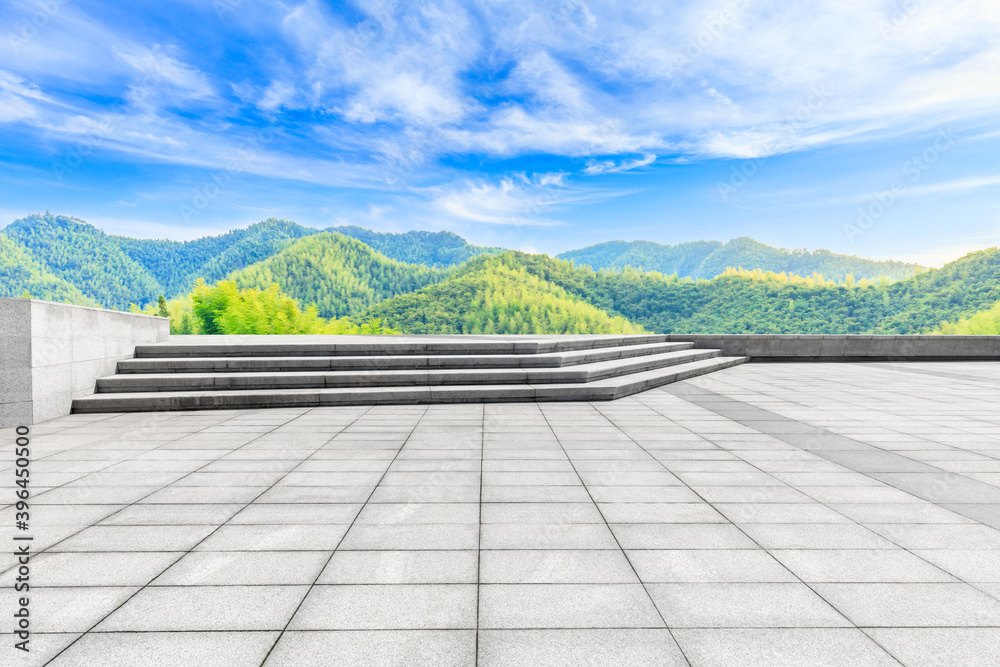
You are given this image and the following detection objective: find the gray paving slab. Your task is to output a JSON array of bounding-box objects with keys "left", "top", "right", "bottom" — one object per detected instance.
[
  {"left": 12, "top": 360, "right": 1000, "bottom": 664},
  {"left": 264, "top": 630, "right": 476, "bottom": 667},
  {"left": 626, "top": 549, "right": 798, "bottom": 583},
  {"left": 479, "top": 549, "right": 640, "bottom": 584},
  {"left": 95, "top": 585, "right": 307, "bottom": 631},
  {"left": 647, "top": 583, "right": 852, "bottom": 628},
  {"left": 49, "top": 632, "right": 279, "bottom": 667},
  {"left": 672, "top": 628, "right": 902, "bottom": 666},
  {"left": 153, "top": 551, "right": 331, "bottom": 585},
  {"left": 863, "top": 628, "right": 1000, "bottom": 667},
  {"left": 478, "top": 583, "right": 664, "bottom": 628},
  {"left": 318, "top": 550, "right": 479, "bottom": 584},
  {"left": 288, "top": 584, "right": 478, "bottom": 630},
  {"left": 810, "top": 582, "right": 1000, "bottom": 627},
  {"left": 478, "top": 629, "right": 689, "bottom": 666},
  {"left": 29, "top": 551, "right": 180, "bottom": 587}
]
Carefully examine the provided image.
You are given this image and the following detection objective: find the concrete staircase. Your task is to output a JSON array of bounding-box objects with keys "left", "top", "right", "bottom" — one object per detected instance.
[{"left": 71, "top": 335, "right": 745, "bottom": 413}]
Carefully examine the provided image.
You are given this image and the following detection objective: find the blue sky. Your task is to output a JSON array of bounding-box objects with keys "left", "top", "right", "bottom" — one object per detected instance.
[{"left": 1, "top": 0, "right": 998, "bottom": 265}]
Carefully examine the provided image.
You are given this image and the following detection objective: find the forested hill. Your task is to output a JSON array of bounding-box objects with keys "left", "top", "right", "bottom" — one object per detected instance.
[
  {"left": 0, "top": 234, "right": 100, "bottom": 306},
  {"left": 227, "top": 233, "right": 447, "bottom": 319},
  {"left": 330, "top": 226, "right": 503, "bottom": 267},
  {"left": 5, "top": 213, "right": 994, "bottom": 335},
  {"left": 1, "top": 214, "right": 165, "bottom": 309},
  {"left": 114, "top": 218, "right": 316, "bottom": 295},
  {"left": 558, "top": 237, "right": 926, "bottom": 282},
  {"left": 0, "top": 214, "right": 498, "bottom": 306},
  {"left": 362, "top": 260, "right": 644, "bottom": 335},
  {"left": 355, "top": 247, "right": 1000, "bottom": 335}
]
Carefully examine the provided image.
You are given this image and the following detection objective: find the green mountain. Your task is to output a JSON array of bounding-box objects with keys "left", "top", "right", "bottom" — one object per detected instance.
[
  {"left": 5, "top": 213, "right": 994, "bottom": 337},
  {"left": 114, "top": 218, "right": 316, "bottom": 296},
  {"left": 486, "top": 247, "right": 1000, "bottom": 334},
  {"left": 362, "top": 253, "right": 644, "bottom": 334},
  {"left": 559, "top": 239, "right": 723, "bottom": 277},
  {"left": 1, "top": 214, "right": 164, "bottom": 309},
  {"left": 358, "top": 247, "right": 996, "bottom": 335},
  {"left": 875, "top": 247, "right": 1000, "bottom": 333},
  {"left": 0, "top": 234, "right": 100, "bottom": 306},
  {"left": 558, "top": 237, "right": 926, "bottom": 282},
  {"left": 116, "top": 221, "right": 495, "bottom": 295},
  {"left": 330, "top": 225, "right": 503, "bottom": 267},
  {"left": 227, "top": 232, "right": 446, "bottom": 319},
  {"left": 1, "top": 215, "right": 501, "bottom": 306}
]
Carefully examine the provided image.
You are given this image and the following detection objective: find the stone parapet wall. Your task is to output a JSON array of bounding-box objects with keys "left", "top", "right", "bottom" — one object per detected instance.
[
  {"left": 0, "top": 298, "right": 169, "bottom": 426},
  {"left": 663, "top": 334, "right": 1000, "bottom": 360}
]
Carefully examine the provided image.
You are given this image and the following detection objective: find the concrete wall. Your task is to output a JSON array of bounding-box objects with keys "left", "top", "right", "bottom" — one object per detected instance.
[
  {"left": 664, "top": 334, "right": 1000, "bottom": 361},
  {"left": 0, "top": 298, "right": 169, "bottom": 426},
  {"left": 0, "top": 298, "right": 32, "bottom": 426}
]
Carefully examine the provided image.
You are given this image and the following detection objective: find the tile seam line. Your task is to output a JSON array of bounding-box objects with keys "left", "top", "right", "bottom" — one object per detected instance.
[
  {"left": 536, "top": 400, "right": 694, "bottom": 667},
  {"left": 42, "top": 405, "right": 373, "bottom": 666},
  {"left": 476, "top": 403, "right": 484, "bottom": 666},
  {"left": 26, "top": 623, "right": 1000, "bottom": 633},
  {"left": 257, "top": 404, "right": 428, "bottom": 667}
]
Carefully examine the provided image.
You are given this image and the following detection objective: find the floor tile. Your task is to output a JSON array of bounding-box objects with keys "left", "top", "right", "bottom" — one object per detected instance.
[
  {"left": 288, "top": 584, "right": 477, "bottom": 630},
  {"left": 673, "top": 628, "right": 901, "bottom": 667},
  {"left": 628, "top": 549, "right": 797, "bottom": 583},
  {"left": 811, "top": 583, "right": 1000, "bottom": 627},
  {"left": 49, "top": 631, "right": 278, "bottom": 667},
  {"left": 264, "top": 630, "right": 475, "bottom": 667},
  {"left": 480, "top": 549, "right": 639, "bottom": 584},
  {"left": 96, "top": 585, "right": 306, "bottom": 631},
  {"left": 319, "top": 550, "right": 478, "bottom": 584},
  {"left": 478, "top": 584, "right": 664, "bottom": 629},
  {"left": 478, "top": 629, "right": 688, "bottom": 666},
  {"left": 863, "top": 628, "right": 1000, "bottom": 667},
  {"left": 647, "top": 583, "right": 850, "bottom": 628},
  {"left": 154, "top": 551, "right": 330, "bottom": 585}
]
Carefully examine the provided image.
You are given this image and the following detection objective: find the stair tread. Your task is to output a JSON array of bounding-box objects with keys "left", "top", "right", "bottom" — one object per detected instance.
[
  {"left": 118, "top": 341, "right": 695, "bottom": 372},
  {"left": 134, "top": 334, "right": 673, "bottom": 358},
  {"left": 74, "top": 357, "right": 746, "bottom": 410},
  {"left": 101, "top": 349, "right": 722, "bottom": 390}
]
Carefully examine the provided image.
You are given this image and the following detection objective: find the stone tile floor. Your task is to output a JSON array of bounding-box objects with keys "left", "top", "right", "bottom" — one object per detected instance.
[{"left": 2, "top": 361, "right": 1000, "bottom": 666}]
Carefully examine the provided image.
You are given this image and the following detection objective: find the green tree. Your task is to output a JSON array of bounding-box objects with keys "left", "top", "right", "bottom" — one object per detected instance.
[{"left": 157, "top": 295, "right": 170, "bottom": 318}]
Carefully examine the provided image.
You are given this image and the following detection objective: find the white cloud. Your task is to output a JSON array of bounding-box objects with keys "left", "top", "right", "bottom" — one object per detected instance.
[
  {"left": 427, "top": 172, "right": 635, "bottom": 227},
  {"left": 431, "top": 177, "right": 567, "bottom": 227},
  {"left": 257, "top": 80, "right": 297, "bottom": 112},
  {"left": 0, "top": 92, "right": 37, "bottom": 122},
  {"left": 112, "top": 45, "right": 216, "bottom": 105},
  {"left": 584, "top": 153, "right": 656, "bottom": 175},
  {"left": 903, "top": 174, "right": 1000, "bottom": 197}
]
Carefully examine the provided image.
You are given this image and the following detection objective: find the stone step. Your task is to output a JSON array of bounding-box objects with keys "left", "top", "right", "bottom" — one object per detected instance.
[
  {"left": 98, "top": 348, "right": 721, "bottom": 393},
  {"left": 116, "top": 341, "right": 696, "bottom": 374},
  {"left": 73, "top": 356, "right": 746, "bottom": 412},
  {"left": 133, "top": 334, "right": 672, "bottom": 358}
]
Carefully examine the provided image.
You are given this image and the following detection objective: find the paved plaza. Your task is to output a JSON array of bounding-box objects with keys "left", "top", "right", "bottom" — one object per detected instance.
[{"left": 4, "top": 361, "right": 1000, "bottom": 666}]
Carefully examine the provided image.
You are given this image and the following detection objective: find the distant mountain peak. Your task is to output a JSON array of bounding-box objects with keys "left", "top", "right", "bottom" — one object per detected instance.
[{"left": 557, "top": 237, "right": 925, "bottom": 282}]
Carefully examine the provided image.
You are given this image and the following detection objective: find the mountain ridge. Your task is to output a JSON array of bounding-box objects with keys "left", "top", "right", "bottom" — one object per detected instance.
[{"left": 557, "top": 237, "right": 927, "bottom": 282}]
